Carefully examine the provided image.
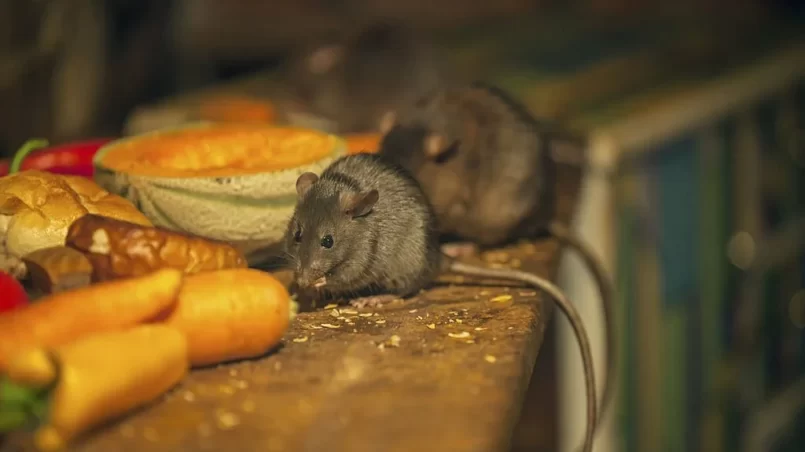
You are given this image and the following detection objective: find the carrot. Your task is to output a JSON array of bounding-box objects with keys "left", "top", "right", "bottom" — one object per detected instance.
[
  {"left": 0, "top": 268, "right": 183, "bottom": 371},
  {"left": 1, "top": 324, "right": 188, "bottom": 450},
  {"left": 162, "top": 269, "right": 294, "bottom": 367}
]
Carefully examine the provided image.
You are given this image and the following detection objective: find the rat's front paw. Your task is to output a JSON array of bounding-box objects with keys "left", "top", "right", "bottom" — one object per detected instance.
[
  {"left": 349, "top": 294, "right": 401, "bottom": 309},
  {"left": 441, "top": 242, "right": 479, "bottom": 259}
]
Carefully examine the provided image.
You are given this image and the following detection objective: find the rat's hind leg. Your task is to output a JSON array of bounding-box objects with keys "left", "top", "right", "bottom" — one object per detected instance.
[
  {"left": 440, "top": 241, "right": 479, "bottom": 259},
  {"left": 349, "top": 294, "right": 402, "bottom": 309}
]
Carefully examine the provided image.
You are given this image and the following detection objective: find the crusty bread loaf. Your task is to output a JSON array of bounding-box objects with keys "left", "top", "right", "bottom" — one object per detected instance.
[{"left": 0, "top": 170, "right": 151, "bottom": 278}]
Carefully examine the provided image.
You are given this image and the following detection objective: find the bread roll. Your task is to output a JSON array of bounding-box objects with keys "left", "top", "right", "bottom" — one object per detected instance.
[{"left": 0, "top": 170, "right": 151, "bottom": 278}]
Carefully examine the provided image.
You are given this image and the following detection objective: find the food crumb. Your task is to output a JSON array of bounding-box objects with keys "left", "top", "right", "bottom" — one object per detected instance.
[
  {"left": 321, "top": 323, "right": 341, "bottom": 329},
  {"left": 465, "top": 340, "right": 476, "bottom": 344},
  {"left": 143, "top": 427, "right": 159, "bottom": 442},
  {"left": 293, "top": 336, "right": 309, "bottom": 343},
  {"left": 217, "top": 411, "right": 241, "bottom": 430},
  {"left": 324, "top": 304, "right": 339, "bottom": 309},
  {"left": 353, "top": 329, "right": 358, "bottom": 333},
  {"left": 241, "top": 399, "right": 256, "bottom": 413},
  {"left": 456, "top": 319, "right": 463, "bottom": 324},
  {"left": 377, "top": 343, "right": 385, "bottom": 350},
  {"left": 448, "top": 332, "right": 471, "bottom": 339},
  {"left": 519, "top": 290, "right": 538, "bottom": 297},
  {"left": 426, "top": 324, "right": 436, "bottom": 329},
  {"left": 474, "top": 327, "right": 487, "bottom": 331},
  {"left": 341, "top": 309, "right": 358, "bottom": 315},
  {"left": 449, "top": 319, "right": 454, "bottom": 323},
  {"left": 389, "top": 335, "right": 401, "bottom": 347},
  {"left": 309, "top": 325, "right": 323, "bottom": 330},
  {"left": 479, "top": 290, "right": 491, "bottom": 296},
  {"left": 358, "top": 313, "right": 373, "bottom": 317},
  {"left": 449, "top": 311, "right": 458, "bottom": 315},
  {"left": 274, "top": 361, "right": 283, "bottom": 371},
  {"left": 490, "top": 295, "right": 513, "bottom": 303},
  {"left": 416, "top": 316, "right": 423, "bottom": 320},
  {"left": 375, "top": 319, "right": 386, "bottom": 324},
  {"left": 228, "top": 369, "right": 239, "bottom": 377},
  {"left": 330, "top": 309, "right": 340, "bottom": 317},
  {"left": 232, "top": 380, "right": 249, "bottom": 390},
  {"left": 485, "top": 355, "right": 497, "bottom": 363},
  {"left": 409, "top": 309, "right": 418, "bottom": 313},
  {"left": 183, "top": 391, "right": 196, "bottom": 402}
]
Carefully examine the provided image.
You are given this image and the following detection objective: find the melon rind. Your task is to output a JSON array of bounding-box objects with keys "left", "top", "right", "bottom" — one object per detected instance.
[{"left": 93, "top": 123, "right": 346, "bottom": 256}]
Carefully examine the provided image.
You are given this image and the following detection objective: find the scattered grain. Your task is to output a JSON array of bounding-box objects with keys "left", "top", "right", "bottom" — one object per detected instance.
[
  {"left": 217, "top": 411, "right": 240, "bottom": 430},
  {"left": 293, "top": 336, "right": 309, "bottom": 343},
  {"left": 490, "top": 295, "right": 513, "bottom": 303},
  {"left": 448, "top": 332, "right": 471, "bottom": 339},
  {"left": 484, "top": 355, "right": 497, "bottom": 363},
  {"left": 427, "top": 324, "right": 436, "bottom": 329},
  {"left": 321, "top": 323, "right": 341, "bottom": 329}
]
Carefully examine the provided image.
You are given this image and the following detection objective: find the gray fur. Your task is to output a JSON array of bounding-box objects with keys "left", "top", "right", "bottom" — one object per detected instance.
[
  {"left": 285, "top": 21, "right": 448, "bottom": 133},
  {"left": 283, "top": 153, "right": 442, "bottom": 299},
  {"left": 379, "top": 81, "right": 586, "bottom": 245}
]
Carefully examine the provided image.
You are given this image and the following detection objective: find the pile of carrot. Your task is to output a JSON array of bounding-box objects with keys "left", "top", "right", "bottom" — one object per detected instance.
[{"left": 0, "top": 267, "right": 296, "bottom": 450}]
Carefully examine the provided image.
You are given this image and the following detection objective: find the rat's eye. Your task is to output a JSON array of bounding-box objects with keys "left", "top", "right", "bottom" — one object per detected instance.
[
  {"left": 293, "top": 228, "right": 302, "bottom": 243},
  {"left": 320, "top": 234, "right": 334, "bottom": 249}
]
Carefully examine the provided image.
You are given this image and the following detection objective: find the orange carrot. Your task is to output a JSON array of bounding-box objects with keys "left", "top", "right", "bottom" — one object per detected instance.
[
  {"left": 162, "top": 269, "right": 294, "bottom": 367},
  {"left": 0, "top": 268, "right": 183, "bottom": 371},
  {"left": 3, "top": 324, "right": 188, "bottom": 451}
]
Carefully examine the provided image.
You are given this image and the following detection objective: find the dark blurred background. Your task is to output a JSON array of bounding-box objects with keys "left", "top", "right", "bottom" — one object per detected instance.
[{"left": 1, "top": 1, "right": 803, "bottom": 451}]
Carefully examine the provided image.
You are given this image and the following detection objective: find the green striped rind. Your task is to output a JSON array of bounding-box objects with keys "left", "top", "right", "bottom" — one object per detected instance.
[{"left": 93, "top": 122, "right": 347, "bottom": 255}]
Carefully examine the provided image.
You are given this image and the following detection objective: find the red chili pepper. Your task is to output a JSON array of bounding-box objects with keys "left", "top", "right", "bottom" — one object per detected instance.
[
  {"left": 0, "top": 271, "right": 28, "bottom": 314},
  {"left": 0, "top": 138, "right": 111, "bottom": 178}
]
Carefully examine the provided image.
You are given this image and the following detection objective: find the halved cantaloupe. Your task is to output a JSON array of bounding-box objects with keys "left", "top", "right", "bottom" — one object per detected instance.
[
  {"left": 344, "top": 133, "right": 381, "bottom": 155},
  {"left": 92, "top": 122, "right": 346, "bottom": 258}
]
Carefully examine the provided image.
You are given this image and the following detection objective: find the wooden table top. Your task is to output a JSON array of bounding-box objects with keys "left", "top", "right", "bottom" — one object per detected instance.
[{"left": 2, "top": 163, "right": 582, "bottom": 452}]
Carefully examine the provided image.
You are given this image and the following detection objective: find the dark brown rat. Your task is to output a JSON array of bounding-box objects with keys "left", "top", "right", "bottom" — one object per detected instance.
[
  {"left": 283, "top": 20, "right": 448, "bottom": 134},
  {"left": 282, "top": 153, "right": 597, "bottom": 452},
  {"left": 375, "top": 81, "right": 617, "bottom": 431}
]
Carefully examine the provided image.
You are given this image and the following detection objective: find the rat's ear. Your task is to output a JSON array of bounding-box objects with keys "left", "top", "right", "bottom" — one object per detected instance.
[
  {"left": 340, "top": 189, "right": 379, "bottom": 218},
  {"left": 379, "top": 110, "right": 397, "bottom": 135},
  {"left": 296, "top": 172, "right": 319, "bottom": 198},
  {"left": 423, "top": 133, "right": 446, "bottom": 158},
  {"left": 307, "top": 45, "right": 344, "bottom": 75}
]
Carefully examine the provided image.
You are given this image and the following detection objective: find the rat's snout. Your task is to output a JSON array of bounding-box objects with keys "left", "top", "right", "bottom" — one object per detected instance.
[{"left": 295, "top": 269, "right": 328, "bottom": 289}]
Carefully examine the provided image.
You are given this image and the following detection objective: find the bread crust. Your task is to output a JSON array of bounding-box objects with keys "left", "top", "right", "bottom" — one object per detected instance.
[{"left": 0, "top": 170, "right": 151, "bottom": 278}]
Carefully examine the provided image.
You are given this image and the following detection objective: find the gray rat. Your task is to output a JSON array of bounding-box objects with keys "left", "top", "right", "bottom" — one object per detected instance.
[
  {"left": 283, "top": 20, "right": 448, "bottom": 134},
  {"left": 282, "top": 152, "right": 597, "bottom": 452},
  {"left": 375, "top": 81, "right": 616, "bottom": 432}
]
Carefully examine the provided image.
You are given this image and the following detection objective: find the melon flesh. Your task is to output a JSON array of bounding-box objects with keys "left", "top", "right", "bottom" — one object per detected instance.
[{"left": 93, "top": 123, "right": 346, "bottom": 257}]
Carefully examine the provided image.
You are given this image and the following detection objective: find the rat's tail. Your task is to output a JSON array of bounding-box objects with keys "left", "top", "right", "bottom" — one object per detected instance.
[
  {"left": 546, "top": 221, "right": 617, "bottom": 431},
  {"left": 447, "top": 259, "right": 597, "bottom": 452}
]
